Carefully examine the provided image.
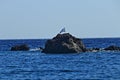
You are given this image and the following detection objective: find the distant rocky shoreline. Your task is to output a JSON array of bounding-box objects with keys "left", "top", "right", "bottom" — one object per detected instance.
[{"left": 10, "top": 33, "right": 120, "bottom": 53}]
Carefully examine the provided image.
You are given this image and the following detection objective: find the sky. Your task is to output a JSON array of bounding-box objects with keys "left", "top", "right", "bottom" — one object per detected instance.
[{"left": 0, "top": 0, "right": 120, "bottom": 39}]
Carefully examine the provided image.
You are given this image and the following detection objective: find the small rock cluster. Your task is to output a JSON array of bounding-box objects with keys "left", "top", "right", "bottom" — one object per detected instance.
[{"left": 10, "top": 33, "right": 120, "bottom": 53}]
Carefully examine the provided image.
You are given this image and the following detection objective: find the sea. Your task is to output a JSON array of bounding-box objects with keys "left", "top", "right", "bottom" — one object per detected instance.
[{"left": 0, "top": 38, "right": 120, "bottom": 80}]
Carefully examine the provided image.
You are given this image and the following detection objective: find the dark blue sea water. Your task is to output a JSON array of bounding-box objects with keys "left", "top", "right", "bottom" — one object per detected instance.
[{"left": 0, "top": 38, "right": 120, "bottom": 80}]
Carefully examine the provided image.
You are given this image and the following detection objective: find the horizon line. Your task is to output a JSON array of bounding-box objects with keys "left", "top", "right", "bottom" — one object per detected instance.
[{"left": 0, "top": 36, "right": 120, "bottom": 40}]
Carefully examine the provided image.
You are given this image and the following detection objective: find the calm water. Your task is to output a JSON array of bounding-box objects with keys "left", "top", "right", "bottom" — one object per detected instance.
[{"left": 0, "top": 38, "right": 120, "bottom": 80}]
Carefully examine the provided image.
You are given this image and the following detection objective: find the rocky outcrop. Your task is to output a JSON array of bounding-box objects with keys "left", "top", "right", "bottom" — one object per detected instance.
[
  {"left": 86, "top": 45, "right": 120, "bottom": 52},
  {"left": 11, "top": 44, "right": 30, "bottom": 51},
  {"left": 104, "top": 45, "right": 120, "bottom": 51},
  {"left": 42, "top": 33, "right": 86, "bottom": 53}
]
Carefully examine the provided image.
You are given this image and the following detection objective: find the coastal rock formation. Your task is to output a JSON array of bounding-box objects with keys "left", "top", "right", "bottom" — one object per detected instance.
[
  {"left": 42, "top": 33, "right": 86, "bottom": 53},
  {"left": 11, "top": 44, "right": 30, "bottom": 51},
  {"left": 104, "top": 45, "right": 120, "bottom": 51}
]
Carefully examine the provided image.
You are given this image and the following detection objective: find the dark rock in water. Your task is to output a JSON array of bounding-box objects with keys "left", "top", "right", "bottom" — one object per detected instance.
[
  {"left": 93, "top": 48, "right": 100, "bottom": 50},
  {"left": 104, "top": 45, "right": 120, "bottom": 51},
  {"left": 42, "top": 33, "right": 86, "bottom": 53},
  {"left": 39, "top": 47, "right": 44, "bottom": 51},
  {"left": 11, "top": 44, "right": 30, "bottom": 51},
  {"left": 87, "top": 47, "right": 100, "bottom": 52}
]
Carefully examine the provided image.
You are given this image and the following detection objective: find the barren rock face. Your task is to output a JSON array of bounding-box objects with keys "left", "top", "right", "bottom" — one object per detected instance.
[{"left": 42, "top": 33, "right": 86, "bottom": 53}]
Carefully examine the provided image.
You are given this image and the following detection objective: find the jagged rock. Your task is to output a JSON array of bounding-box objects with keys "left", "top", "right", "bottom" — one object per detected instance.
[
  {"left": 42, "top": 33, "right": 86, "bottom": 53},
  {"left": 104, "top": 45, "right": 120, "bottom": 51},
  {"left": 11, "top": 44, "right": 30, "bottom": 51}
]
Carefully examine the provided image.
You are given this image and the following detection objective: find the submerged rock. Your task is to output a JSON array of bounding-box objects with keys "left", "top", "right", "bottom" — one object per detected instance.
[
  {"left": 42, "top": 33, "right": 86, "bottom": 53},
  {"left": 87, "top": 48, "right": 101, "bottom": 52},
  {"left": 104, "top": 45, "right": 120, "bottom": 51},
  {"left": 11, "top": 44, "right": 30, "bottom": 51}
]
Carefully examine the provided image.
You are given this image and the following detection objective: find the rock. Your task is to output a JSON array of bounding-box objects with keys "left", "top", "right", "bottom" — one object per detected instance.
[
  {"left": 104, "top": 45, "right": 120, "bottom": 51},
  {"left": 11, "top": 44, "right": 30, "bottom": 51},
  {"left": 87, "top": 48, "right": 100, "bottom": 52},
  {"left": 39, "top": 47, "right": 44, "bottom": 51},
  {"left": 42, "top": 33, "right": 86, "bottom": 53},
  {"left": 91, "top": 48, "right": 100, "bottom": 51}
]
